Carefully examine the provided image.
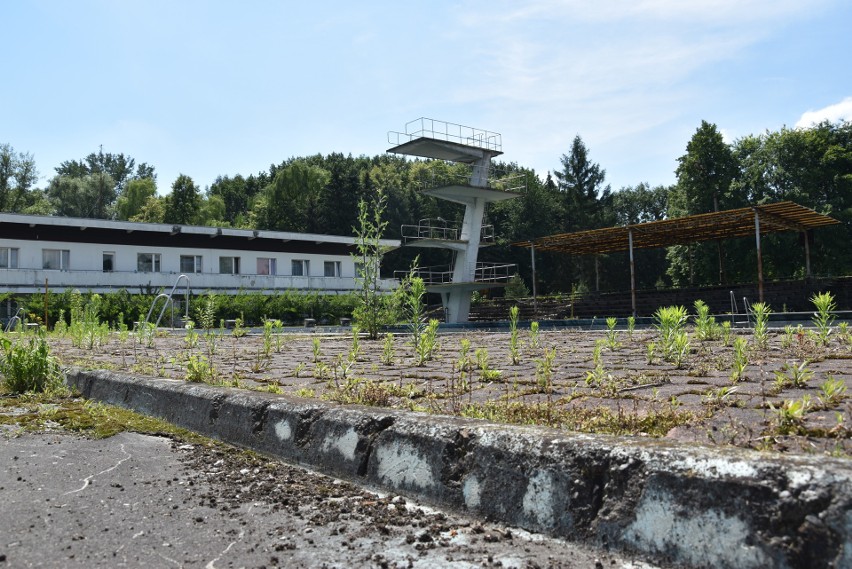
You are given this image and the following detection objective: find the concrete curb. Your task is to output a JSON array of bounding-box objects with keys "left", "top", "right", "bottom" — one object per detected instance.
[{"left": 66, "top": 369, "right": 852, "bottom": 569}]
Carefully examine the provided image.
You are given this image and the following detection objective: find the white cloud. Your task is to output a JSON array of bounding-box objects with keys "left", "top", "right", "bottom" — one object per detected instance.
[{"left": 795, "top": 97, "right": 852, "bottom": 128}]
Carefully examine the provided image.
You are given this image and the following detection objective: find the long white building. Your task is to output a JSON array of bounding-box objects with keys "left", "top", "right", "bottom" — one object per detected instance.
[{"left": 0, "top": 213, "right": 400, "bottom": 295}]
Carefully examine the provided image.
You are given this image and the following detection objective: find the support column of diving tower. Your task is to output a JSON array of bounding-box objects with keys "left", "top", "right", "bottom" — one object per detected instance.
[{"left": 387, "top": 118, "right": 523, "bottom": 323}]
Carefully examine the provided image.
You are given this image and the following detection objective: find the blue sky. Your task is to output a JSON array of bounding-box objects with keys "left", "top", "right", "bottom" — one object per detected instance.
[{"left": 4, "top": 0, "right": 851, "bottom": 195}]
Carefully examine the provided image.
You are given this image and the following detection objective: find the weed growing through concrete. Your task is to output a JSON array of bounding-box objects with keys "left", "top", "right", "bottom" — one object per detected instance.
[
  {"left": 232, "top": 316, "right": 248, "bottom": 338},
  {"left": 605, "top": 317, "right": 620, "bottom": 350},
  {"left": 750, "top": 302, "right": 772, "bottom": 350},
  {"left": 646, "top": 342, "right": 657, "bottom": 365},
  {"left": 626, "top": 315, "right": 635, "bottom": 340},
  {"left": 261, "top": 320, "right": 274, "bottom": 357},
  {"left": 381, "top": 333, "right": 395, "bottom": 366},
  {"left": 721, "top": 321, "right": 732, "bottom": 346},
  {"left": 811, "top": 291, "right": 837, "bottom": 347},
  {"left": 586, "top": 340, "right": 607, "bottom": 386},
  {"left": 670, "top": 332, "right": 690, "bottom": 369},
  {"left": 654, "top": 305, "right": 688, "bottom": 361},
  {"left": 774, "top": 360, "right": 813, "bottom": 389},
  {"left": 508, "top": 306, "right": 521, "bottom": 365},
  {"left": 772, "top": 395, "right": 812, "bottom": 435},
  {"left": 818, "top": 375, "right": 847, "bottom": 408},
  {"left": 271, "top": 319, "right": 284, "bottom": 352},
  {"left": 415, "top": 319, "right": 440, "bottom": 366},
  {"left": 693, "top": 300, "right": 718, "bottom": 341},
  {"left": 528, "top": 321, "right": 540, "bottom": 350},
  {"left": 730, "top": 337, "right": 749, "bottom": 383},
  {"left": 0, "top": 331, "right": 63, "bottom": 394},
  {"left": 312, "top": 337, "right": 322, "bottom": 363},
  {"left": 185, "top": 354, "right": 214, "bottom": 383},
  {"left": 704, "top": 385, "right": 739, "bottom": 410}
]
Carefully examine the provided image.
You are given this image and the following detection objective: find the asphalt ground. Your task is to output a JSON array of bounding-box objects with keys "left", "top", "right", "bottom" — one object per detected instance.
[{"left": 0, "top": 429, "right": 663, "bottom": 569}]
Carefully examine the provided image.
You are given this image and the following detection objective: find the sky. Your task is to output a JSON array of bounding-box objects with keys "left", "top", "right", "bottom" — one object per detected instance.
[{"left": 4, "top": 0, "right": 852, "bottom": 195}]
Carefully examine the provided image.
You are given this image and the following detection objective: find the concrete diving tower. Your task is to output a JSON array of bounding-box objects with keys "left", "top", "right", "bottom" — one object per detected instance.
[{"left": 387, "top": 118, "right": 522, "bottom": 323}]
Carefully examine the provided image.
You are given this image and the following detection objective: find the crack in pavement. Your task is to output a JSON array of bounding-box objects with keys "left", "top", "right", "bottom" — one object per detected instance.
[
  {"left": 204, "top": 529, "right": 244, "bottom": 569},
  {"left": 63, "top": 443, "right": 132, "bottom": 495}
]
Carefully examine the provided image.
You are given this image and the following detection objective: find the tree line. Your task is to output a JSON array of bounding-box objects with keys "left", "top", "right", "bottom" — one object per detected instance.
[{"left": 2, "top": 119, "right": 850, "bottom": 295}]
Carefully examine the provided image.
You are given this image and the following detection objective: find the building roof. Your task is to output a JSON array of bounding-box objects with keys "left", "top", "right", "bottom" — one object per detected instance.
[
  {"left": 514, "top": 201, "right": 840, "bottom": 255},
  {"left": 0, "top": 213, "right": 400, "bottom": 255}
]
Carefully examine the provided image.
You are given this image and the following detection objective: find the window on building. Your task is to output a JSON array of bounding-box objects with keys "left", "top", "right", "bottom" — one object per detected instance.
[
  {"left": 291, "top": 259, "right": 309, "bottom": 277},
  {"left": 354, "top": 262, "right": 365, "bottom": 280},
  {"left": 43, "top": 249, "right": 70, "bottom": 270},
  {"left": 257, "top": 258, "right": 276, "bottom": 275},
  {"left": 180, "top": 255, "right": 203, "bottom": 274},
  {"left": 219, "top": 256, "right": 240, "bottom": 275},
  {"left": 137, "top": 253, "right": 161, "bottom": 272},
  {"left": 102, "top": 252, "right": 115, "bottom": 272},
  {"left": 0, "top": 247, "right": 19, "bottom": 269},
  {"left": 324, "top": 261, "right": 341, "bottom": 277}
]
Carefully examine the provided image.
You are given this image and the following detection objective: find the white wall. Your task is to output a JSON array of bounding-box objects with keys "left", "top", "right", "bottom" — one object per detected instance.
[{"left": 0, "top": 238, "right": 397, "bottom": 294}]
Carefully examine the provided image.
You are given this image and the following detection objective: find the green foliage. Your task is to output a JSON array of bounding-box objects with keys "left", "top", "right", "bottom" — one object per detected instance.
[
  {"left": 381, "top": 333, "right": 395, "bottom": 366},
  {"left": 504, "top": 274, "right": 530, "bottom": 300},
  {"left": 185, "top": 354, "right": 214, "bottom": 383},
  {"left": 0, "top": 143, "right": 39, "bottom": 212},
  {"left": 773, "top": 360, "right": 813, "bottom": 389},
  {"left": 508, "top": 306, "right": 521, "bottom": 365},
  {"left": 535, "top": 346, "right": 557, "bottom": 394},
  {"left": 163, "top": 174, "right": 201, "bottom": 225},
  {"left": 415, "top": 319, "right": 440, "bottom": 366},
  {"left": 819, "top": 375, "right": 847, "bottom": 408},
  {"left": 605, "top": 317, "right": 620, "bottom": 350},
  {"left": 0, "top": 331, "right": 62, "bottom": 394},
  {"left": 810, "top": 291, "right": 836, "bottom": 346},
  {"left": 653, "top": 305, "right": 688, "bottom": 362},
  {"left": 68, "top": 293, "right": 110, "bottom": 350},
  {"left": 750, "top": 302, "right": 772, "bottom": 349},
  {"left": 730, "top": 337, "right": 749, "bottom": 383},
  {"left": 692, "top": 300, "right": 718, "bottom": 341},
  {"left": 352, "top": 193, "right": 392, "bottom": 339},
  {"left": 772, "top": 396, "right": 812, "bottom": 435},
  {"left": 528, "top": 321, "right": 540, "bottom": 349}
]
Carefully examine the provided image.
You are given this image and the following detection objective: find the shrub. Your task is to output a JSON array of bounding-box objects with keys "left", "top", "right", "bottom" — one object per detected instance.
[{"left": 0, "top": 331, "right": 63, "bottom": 394}]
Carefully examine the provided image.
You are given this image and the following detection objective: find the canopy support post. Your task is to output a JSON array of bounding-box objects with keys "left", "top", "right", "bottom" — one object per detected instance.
[
  {"left": 803, "top": 230, "right": 812, "bottom": 277},
  {"left": 530, "top": 242, "right": 538, "bottom": 316},
  {"left": 628, "top": 228, "right": 636, "bottom": 317},
  {"left": 754, "top": 210, "right": 764, "bottom": 303}
]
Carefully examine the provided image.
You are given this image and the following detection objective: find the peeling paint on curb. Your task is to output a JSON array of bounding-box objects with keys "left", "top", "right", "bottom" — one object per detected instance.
[{"left": 65, "top": 369, "right": 852, "bottom": 569}]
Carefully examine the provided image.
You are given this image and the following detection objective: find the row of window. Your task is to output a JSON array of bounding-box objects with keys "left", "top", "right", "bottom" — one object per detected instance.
[{"left": 0, "top": 248, "right": 344, "bottom": 277}]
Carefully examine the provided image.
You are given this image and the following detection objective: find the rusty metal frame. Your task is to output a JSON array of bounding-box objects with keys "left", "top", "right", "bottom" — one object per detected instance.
[{"left": 514, "top": 201, "right": 840, "bottom": 315}]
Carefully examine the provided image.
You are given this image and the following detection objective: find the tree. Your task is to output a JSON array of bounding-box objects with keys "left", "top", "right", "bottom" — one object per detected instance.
[
  {"left": 667, "top": 121, "right": 737, "bottom": 286},
  {"left": 553, "top": 135, "right": 611, "bottom": 232},
  {"left": 672, "top": 121, "right": 737, "bottom": 216},
  {"left": 0, "top": 143, "right": 38, "bottom": 212},
  {"left": 115, "top": 178, "right": 157, "bottom": 220},
  {"left": 130, "top": 195, "right": 166, "bottom": 223},
  {"left": 250, "top": 160, "right": 329, "bottom": 232},
  {"left": 56, "top": 149, "right": 155, "bottom": 194},
  {"left": 552, "top": 135, "right": 612, "bottom": 290},
  {"left": 46, "top": 174, "right": 116, "bottom": 218},
  {"left": 55, "top": 149, "right": 156, "bottom": 219},
  {"left": 209, "top": 174, "right": 259, "bottom": 226},
  {"left": 730, "top": 120, "right": 852, "bottom": 279},
  {"left": 164, "top": 174, "right": 201, "bottom": 225}
]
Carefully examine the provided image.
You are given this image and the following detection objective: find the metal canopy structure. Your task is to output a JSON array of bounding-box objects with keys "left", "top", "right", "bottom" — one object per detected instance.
[
  {"left": 518, "top": 201, "right": 839, "bottom": 255},
  {"left": 514, "top": 201, "right": 840, "bottom": 314}
]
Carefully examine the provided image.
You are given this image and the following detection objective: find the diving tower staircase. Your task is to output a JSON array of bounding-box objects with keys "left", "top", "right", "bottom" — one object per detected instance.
[{"left": 387, "top": 118, "right": 523, "bottom": 323}]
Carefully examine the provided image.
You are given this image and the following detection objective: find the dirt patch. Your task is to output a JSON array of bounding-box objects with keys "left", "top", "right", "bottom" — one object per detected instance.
[{"left": 51, "top": 325, "right": 852, "bottom": 456}]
